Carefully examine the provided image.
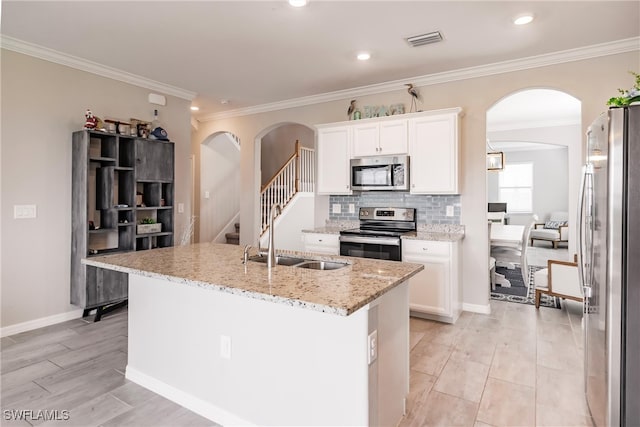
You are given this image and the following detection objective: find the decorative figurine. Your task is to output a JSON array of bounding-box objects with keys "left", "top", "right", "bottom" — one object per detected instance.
[
  {"left": 405, "top": 83, "right": 420, "bottom": 112},
  {"left": 84, "top": 109, "right": 98, "bottom": 129},
  {"left": 347, "top": 100, "right": 356, "bottom": 120}
]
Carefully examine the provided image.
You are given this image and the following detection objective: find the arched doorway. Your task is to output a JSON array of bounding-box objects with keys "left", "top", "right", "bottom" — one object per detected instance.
[
  {"left": 198, "top": 131, "right": 241, "bottom": 243},
  {"left": 252, "top": 122, "right": 315, "bottom": 250},
  {"left": 486, "top": 88, "right": 581, "bottom": 303}
]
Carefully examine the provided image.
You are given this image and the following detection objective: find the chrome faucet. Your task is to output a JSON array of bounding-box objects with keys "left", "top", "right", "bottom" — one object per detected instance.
[
  {"left": 267, "top": 203, "right": 282, "bottom": 270},
  {"left": 242, "top": 244, "right": 253, "bottom": 264}
]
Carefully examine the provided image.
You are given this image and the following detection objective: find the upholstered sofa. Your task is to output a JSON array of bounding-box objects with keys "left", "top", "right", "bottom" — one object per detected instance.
[{"left": 529, "top": 211, "right": 569, "bottom": 248}]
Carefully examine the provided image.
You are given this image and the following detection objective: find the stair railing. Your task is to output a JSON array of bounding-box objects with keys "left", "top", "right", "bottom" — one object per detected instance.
[{"left": 260, "top": 140, "right": 315, "bottom": 235}]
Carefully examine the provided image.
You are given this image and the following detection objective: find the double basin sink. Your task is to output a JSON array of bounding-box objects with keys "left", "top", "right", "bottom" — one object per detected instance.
[{"left": 247, "top": 254, "right": 349, "bottom": 271}]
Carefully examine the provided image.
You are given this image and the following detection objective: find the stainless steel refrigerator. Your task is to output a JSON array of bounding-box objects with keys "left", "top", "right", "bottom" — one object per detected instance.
[{"left": 580, "top": 105, "right": 640, "bottom": 427}]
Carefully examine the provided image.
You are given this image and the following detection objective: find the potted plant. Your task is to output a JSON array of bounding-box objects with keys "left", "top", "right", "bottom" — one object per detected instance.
[{"left": 137, "top": 218, "right": 161, "bottom": 234}]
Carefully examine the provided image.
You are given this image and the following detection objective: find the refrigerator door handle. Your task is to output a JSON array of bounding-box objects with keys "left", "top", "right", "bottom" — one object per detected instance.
[{"left": 577, "top": 164, "right": 591, "bottom": 292}]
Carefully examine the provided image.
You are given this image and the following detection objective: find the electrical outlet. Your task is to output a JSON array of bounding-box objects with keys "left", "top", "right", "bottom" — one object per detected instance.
[
  {"left": 367, "top": 330, "right": 378, "bottom": 364},
  {"left": 178, "top": 203, "right": 184, "bottom": 213},
  {"left": 349, "top": 203, "right": 355, "bottom": 214},
  {"left": 220, "top": 335, "right": 231, "bottom": 359},
  {"left": 446, "top": 205, "right": 454, "bottom": 217},
  {"left": 332, "top": 203, "right": 341, "bottom": 214},
  {"left": 204, "top": 191, "right": 210, "bottom": 199},
  {"left": 14, "top": 205, "right": 37, "bottom": 219}
]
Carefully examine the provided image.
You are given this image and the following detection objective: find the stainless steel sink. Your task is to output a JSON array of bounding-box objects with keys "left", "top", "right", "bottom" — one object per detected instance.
[
  {"left": 247, "top": 255, "right": 306, "bottom": 266},
  {"left": 247, "top": 255, "right": 348, "bottom": 270},
  {"left": 294, "top": 260, "right": 348, "bottom": 270}
]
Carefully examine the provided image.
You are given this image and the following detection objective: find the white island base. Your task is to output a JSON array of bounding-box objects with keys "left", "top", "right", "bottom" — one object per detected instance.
[{"left": 125, "top": 274, "right": 409, "bottom": 426}]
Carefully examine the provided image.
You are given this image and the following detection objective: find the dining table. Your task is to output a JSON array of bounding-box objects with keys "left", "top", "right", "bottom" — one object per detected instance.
[{"left": 490, "top": 223, "right": 525, "bottom": 247}]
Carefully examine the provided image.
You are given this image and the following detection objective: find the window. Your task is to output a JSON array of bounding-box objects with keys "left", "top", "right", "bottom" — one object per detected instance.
[{"left": 498, "top": 163, "right": 533, "bottom": 213}]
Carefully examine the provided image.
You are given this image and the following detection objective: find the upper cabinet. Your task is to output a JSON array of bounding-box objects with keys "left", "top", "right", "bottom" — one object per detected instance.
[
  {"left": 352, "top": 119, "right": 407, "bottom": 157},
  {"left": 316, "top": 125, "right": 352, "bottom": 195},
  {"left": 315, "top": 107, "right": 461, "bottom": 196},
  {"left": 408, "top": 109, "right": 461, "bottom": 194}
]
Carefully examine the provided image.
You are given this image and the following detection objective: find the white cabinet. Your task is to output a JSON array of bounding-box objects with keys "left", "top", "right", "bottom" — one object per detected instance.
[
  {"left": 408, "top": 110, "right": 460, "bottom": 194},
  {"left": 352, "top": 119, "right": 407, "bottom": 157},
  {"left": 316, "top": 126, "right": 352, "bottom": 195},
  {"left": 402, "top": 239, "right": 461, "bottom": 324},
  {"left": 303, "top": 233, "right": 340, "bottom": 255}
]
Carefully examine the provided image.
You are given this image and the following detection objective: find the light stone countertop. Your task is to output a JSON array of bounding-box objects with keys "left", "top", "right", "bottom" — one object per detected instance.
[{"left": 83, "top": 243, "right": 424, "bottom": 317}]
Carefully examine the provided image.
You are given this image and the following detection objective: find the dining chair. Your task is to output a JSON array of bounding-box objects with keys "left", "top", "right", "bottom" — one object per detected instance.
[
  {"left": 488, "top": 222, "right": 496, "bottom": 290},
  {"left": 533, "top": 254, "right": 582, "bottom": 308},
  {"left": 491, "top": 219, "right": 535, "bottom": 295}
]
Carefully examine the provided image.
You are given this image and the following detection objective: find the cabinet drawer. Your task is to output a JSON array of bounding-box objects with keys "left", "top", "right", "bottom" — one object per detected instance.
[
  {"left": 303, "top": 233, "right": 339, "bottom": 255},
  {"left": 304, "top": 233, "right": 338, "bottom": 246},
  {"left": 402, "top": 239, "right": 450, "bottom": 258}
]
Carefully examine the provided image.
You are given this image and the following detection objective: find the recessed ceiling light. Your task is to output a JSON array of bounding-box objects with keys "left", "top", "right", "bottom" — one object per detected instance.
[
  {"left": 190, "top": 106, "right": 199, "bottom": 111},
  {"left": 220, "top": 99, "right": 230, "bottom": 105},
  {"left": 289, "top": 0, "right": 307, "bottom": 7},
  {"left": 357, "top": 52, "right": 371, "bottom": 61},
  {"left": 513, "top": 14, "right": 534, "bottom": 25}
]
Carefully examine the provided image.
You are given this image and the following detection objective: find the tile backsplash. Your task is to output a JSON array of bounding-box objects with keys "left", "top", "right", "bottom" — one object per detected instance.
[{"left": 329, "top": 193, "right": 460, "bottom": 224}]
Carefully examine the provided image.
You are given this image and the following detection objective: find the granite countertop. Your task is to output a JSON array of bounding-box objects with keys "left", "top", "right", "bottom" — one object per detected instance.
[
  {"left": 83, "top": 243, "right": 423, "bottom": 317},
  {"left": 303, "top": 223, "right": 465, "bottom": 242}
]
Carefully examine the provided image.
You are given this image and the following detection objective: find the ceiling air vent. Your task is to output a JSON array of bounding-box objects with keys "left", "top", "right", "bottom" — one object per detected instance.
[{"left": 406, "top": 31, "right": 443, "bottom": 47}]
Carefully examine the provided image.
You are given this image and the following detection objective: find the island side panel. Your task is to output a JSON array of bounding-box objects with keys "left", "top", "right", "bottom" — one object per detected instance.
[{"left": 126, "top": 274, "right": 371, "bottom": 426}]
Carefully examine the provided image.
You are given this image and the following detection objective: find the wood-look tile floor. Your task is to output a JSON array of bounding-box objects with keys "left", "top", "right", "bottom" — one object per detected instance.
[
  {"left": 2, "top": 300, "right": 588, "bottom": 427},
  {"left": 402, "top": 299, "right": 591, "bottom": 427},
  {"left": 0, "top": 309, "right": 217, "bottom": 427}
]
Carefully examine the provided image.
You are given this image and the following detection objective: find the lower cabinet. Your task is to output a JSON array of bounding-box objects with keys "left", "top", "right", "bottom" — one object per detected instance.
[
  {"left": 402, "top": 239, "right": 461, "bottom": 324},
  {"left": 303, "top": 233, "right": 340, "bottom": 255}
]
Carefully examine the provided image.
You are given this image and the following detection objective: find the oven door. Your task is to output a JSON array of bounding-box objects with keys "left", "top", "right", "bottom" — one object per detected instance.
[{"left": 339, "top": 235, "right": 401, "bottom": 261}]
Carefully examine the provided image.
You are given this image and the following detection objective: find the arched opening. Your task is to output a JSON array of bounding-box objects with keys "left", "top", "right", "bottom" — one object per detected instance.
[
  {"left": 198, "top": 131, "right": 241, "bottom": 244},
  {"left": 486, "top": 88, "right": 582, "bottom": 305},
  {"left": 252, "top": 122, "right": 316, "bottom": 250}
]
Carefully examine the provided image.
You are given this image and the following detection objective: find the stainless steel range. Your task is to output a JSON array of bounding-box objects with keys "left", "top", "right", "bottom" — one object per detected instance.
[{"left": 339, "top": 207, "right": 416, "bottom": 261}]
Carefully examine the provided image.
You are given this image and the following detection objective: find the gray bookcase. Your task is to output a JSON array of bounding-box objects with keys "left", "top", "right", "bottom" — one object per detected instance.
[{"left": 71, "top": 130, "right": 175, "bottom": 320}]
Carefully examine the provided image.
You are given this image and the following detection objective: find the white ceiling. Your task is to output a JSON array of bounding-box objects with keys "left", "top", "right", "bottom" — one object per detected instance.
[{"left": 2, "top": 1, "right": 639, "bottom": 121}]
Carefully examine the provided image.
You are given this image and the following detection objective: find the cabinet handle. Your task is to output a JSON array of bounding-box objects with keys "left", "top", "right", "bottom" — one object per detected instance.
[
  {"left": 412, "top": 184, "right": 415, "bottom": 188},
  {"left": 422, "top": 247, "right": 429, "bottom": 251},
  {"left": 318, "top": 239, "right": 323, "bottom": 242},
  {"left": 346, "top": 185, "right": 350, "bottom": 189}
]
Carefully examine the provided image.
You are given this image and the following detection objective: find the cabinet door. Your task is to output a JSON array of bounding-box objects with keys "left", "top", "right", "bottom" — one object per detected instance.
[
  {"left": 316, "top": 127, "right": 352, "bottom": 195},
  {"left": 135, "top": 139, "right": 174, "bottom": 182},
  {"left": 409, "top": 113, "right": 459, "bottom": 194},
  {"left": 352, "top": 123, "right": 379, "bottom": 157},
  {"left": 403, "top": 240, "right": 452, "bottom": 318},
  {"left": 379, "top": 119, "right": 408, "bottom": 155},
  {"left": 404, "top": 254, "right": 451, "bottom": 317}
]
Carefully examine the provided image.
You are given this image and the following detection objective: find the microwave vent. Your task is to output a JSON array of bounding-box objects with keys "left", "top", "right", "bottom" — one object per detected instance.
[{"left": 406, "top": 31, "right": 443, "bottom": 47}]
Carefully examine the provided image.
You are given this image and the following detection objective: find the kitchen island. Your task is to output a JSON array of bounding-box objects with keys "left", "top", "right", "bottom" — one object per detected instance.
[{"left": 84, "top": 243, "right": 423, "bottom": 426}]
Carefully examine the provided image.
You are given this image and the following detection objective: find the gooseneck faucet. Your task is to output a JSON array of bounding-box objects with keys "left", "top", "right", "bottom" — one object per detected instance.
[{"left": 267, "top": 203, "right": 283, "bottom": 270}]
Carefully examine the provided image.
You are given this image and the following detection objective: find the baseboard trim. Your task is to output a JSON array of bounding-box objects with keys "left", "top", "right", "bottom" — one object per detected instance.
[
  {"left": 1, "top": 309, "right": 84, "bottom": 338},
  {"left": 462, "top": 302, "right": 491, "bottom": 315},
  {"left": 125, "top": 366, "right": 254, "bottom": 426}
]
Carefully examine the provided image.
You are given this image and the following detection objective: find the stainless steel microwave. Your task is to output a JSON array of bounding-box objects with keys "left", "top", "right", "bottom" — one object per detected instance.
[{"left": 350, "top": 155, "right": 410, "bottom": 191}]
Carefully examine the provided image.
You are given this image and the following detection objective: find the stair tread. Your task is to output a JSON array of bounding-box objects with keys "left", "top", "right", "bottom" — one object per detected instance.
[{"left": 225, "top": 232, "right": 239, "bottom": 238}]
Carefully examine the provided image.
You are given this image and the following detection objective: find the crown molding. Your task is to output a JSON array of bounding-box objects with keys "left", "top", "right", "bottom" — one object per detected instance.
[
  {"left": 199, "top": 36, "right": 639, "bottom": 122},
  {"left": 0, "top": 35, "right": 197, "bottom": 101}
]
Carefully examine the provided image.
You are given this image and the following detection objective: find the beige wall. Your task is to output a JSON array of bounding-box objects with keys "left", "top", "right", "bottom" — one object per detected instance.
[
  {"left": 1, "top": 50, "right": 192, "bottom": 328},
  {"left": 192, "top": 51, "right": 639, "bottom": 311},
  {"left": 261, "top": 123, "right": 314, "bottom": 185}
]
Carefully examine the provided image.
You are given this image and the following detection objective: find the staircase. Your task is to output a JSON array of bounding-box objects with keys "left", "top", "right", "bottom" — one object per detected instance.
[
  {"left": 225, "top": 223, "right": 240, "bottom": 245},
  {"left": 261, "top": 140, "right": 315, "bottom": 236}
]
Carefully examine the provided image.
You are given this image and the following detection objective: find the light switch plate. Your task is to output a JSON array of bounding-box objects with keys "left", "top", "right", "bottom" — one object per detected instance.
[
  {"left": 332, "top": 204, "right": 341, "bottom": 214},
  {"left": 349, "top": 204, "right": 355, "bottom": 214},
  {"left": 14, "top": 205, "right": 37, "bottom": 219},
  {"left": 178, "top": 203, "right": 185, "bottom": 213},
  {"left": 446, "top": 205, "right": 454, "bottom": 217}
]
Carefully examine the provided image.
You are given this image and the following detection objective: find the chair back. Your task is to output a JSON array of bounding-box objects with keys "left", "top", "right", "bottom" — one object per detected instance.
[
  {"left": 548, "top": 261, "right": 581, "bottom": 298},
  {"left": 519, "top": 220, "right": 535, "bottom": 285}
]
